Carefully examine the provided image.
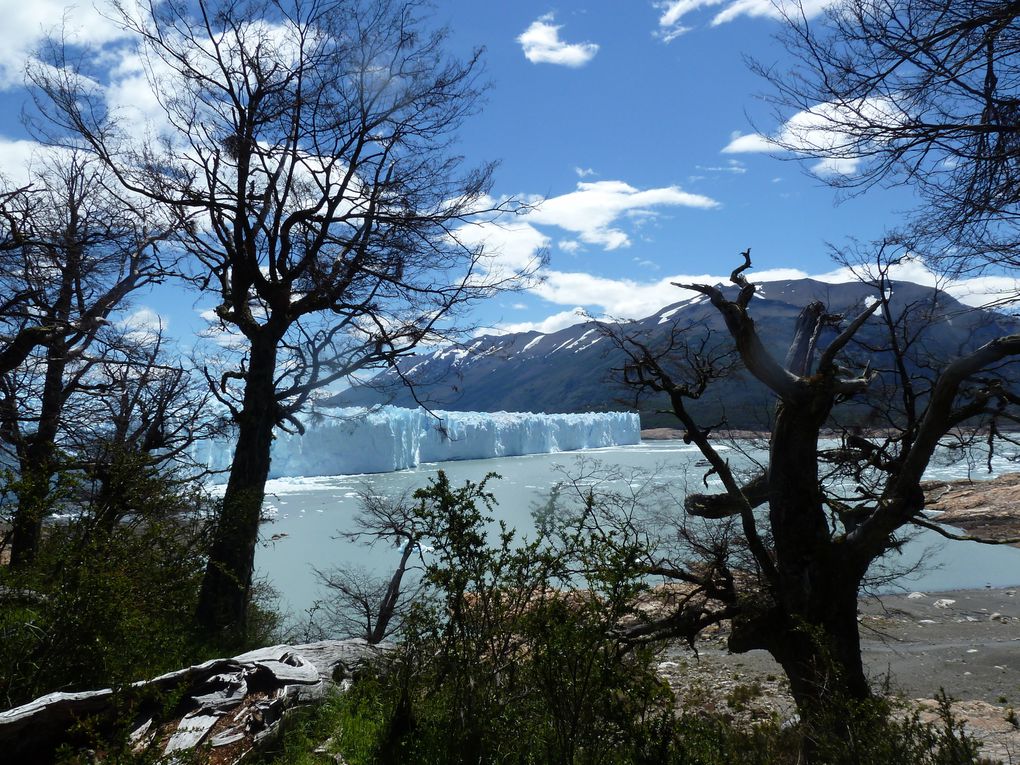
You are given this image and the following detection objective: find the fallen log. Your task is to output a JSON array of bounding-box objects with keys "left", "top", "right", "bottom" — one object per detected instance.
[{"left": 0, "top": 639, "right": 391, "bottom": 763}]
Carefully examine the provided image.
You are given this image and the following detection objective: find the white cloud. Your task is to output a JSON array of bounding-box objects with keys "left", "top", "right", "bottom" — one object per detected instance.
[
  {"left": 119, "top": 306, "right": 166, "bottom": 343},
  {"left": 574, "top": 166, "right": 597, "bottom": 178},
  {"left": 528, "top": 180, "right": 718, "bottom": 250},
  {"left": 455, "top": 218, "right": 551, "bottom": 284},
  {"left": 0, "top": 1, "right": 131, "bottom": 89},
  {"left": 518, "top": 14, "right": 599, "bottom": 67},
  {"left": 656, "top": 0, "right": 835, "bottom": 41},
  {"left": 696, "top": 158, "right": 748, "bottom": 174},
  {"left": 521, "top": 259, "right": 1020, "bottom": 329},
  {"left": 493, "top": 307, "right": 590, "bottom": 335},
  {"left": 810, "top": 157, "right": 862, "bottom": 176},
  {"left": 722, "top": 97, "right": 905, "bottom": 177},
  {"left": 0, "top": 138, "right": 46, "bottom": 185},
  {"left": 454, "top": 179, "right": 719, "bottom": 281},
  {"left": 721, "top": 131, "right": 773, "bottom": 153},
  {"left": 530, "top": 270, "right": 691, "bottom": 318}
]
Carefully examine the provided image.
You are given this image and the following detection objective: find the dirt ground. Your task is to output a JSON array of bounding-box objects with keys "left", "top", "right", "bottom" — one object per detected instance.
[{"left": 654, "top": 587, "right": 1020, "bottom": 763}]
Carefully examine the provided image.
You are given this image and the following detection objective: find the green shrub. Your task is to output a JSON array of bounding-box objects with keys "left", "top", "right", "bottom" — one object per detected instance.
[
  {"left": 255, "top": 471, "right": 988, "bottom": 765},
  {"left": 0, "top": 453, "right": 279, "bottom": 710},
  {"left": 0, "top": 513, "right": 208, "bottom": 707}
]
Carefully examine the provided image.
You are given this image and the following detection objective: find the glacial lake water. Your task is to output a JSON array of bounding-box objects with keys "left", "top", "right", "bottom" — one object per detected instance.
[{"left": 250, "top": 440, "right": 1020, "bottom": 622}]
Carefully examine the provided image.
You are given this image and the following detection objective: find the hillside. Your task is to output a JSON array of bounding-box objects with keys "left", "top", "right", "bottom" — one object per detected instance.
[{"left": 331, "top": 278, "right": 1020, "bottom": 429}]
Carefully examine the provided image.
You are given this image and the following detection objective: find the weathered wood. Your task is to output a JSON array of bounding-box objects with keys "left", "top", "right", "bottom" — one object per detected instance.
[{"left": 0, "top": 639, "right": 390, "bottom": 763}]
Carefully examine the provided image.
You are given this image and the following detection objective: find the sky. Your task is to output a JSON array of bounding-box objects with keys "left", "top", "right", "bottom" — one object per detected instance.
[{"left": 0, "top": 0, "right": 1016, "bottom": 342}]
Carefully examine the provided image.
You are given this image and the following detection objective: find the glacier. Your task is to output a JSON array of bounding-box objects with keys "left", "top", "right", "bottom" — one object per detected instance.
[{"left": 197, "top": 406, "right": 641, "bottom": 479}]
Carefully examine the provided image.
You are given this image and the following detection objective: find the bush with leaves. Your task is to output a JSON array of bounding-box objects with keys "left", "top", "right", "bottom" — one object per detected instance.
[
  {"left": 0, "top": 447, "right": 278, "bottom": 710},
  {"left": 321, "top": 470, "right": 671, "bottom": 765},
  {"left": 261, "top": 468, "right": 991, "bottom": 765}
]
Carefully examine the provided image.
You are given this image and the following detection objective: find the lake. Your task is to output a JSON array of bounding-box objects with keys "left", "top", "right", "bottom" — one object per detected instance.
[{"left": 251, "top": 440, "right": 1020, "bottom": 621}]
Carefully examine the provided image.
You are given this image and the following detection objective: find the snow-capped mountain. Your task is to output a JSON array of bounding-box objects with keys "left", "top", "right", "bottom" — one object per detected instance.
[{"left": 332, "top": 278, "right": 1020, "bottom": 428}]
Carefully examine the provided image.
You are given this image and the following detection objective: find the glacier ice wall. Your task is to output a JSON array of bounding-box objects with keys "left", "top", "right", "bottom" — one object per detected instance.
[{"left": 197, "top": 407, "right": 641, "bottom": 479}]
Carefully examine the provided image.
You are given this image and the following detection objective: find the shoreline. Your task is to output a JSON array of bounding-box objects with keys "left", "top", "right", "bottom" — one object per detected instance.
[{"left": 657, "top": 586, "right": 1020, "bottom": 761}]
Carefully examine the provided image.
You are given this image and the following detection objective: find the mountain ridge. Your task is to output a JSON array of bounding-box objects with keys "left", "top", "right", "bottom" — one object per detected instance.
[{"left": 329, "top": 278, "right": 1020, "bottom": 429}]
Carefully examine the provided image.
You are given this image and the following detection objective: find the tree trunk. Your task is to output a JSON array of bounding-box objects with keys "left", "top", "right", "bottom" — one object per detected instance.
[
  {"left": 9, "top": 337, "right": 68, "bottom": 568},
  {"left": 771, "top": 579, "right": 869, "bottom": 706},
  {"left": 731, "top": 569, "right": 869, "bottom": 763},
  {"left": 369, "top": 539, "right": 416, "bottom": 644},
  {"left": 195, "top": 335, "right": 279, "bottom": 639},
  {"left": 765, "top": 391, "right": 872, "bottom": 759},
  {"left": 9, "top": 450, "right": 52, "bottom": 568}
]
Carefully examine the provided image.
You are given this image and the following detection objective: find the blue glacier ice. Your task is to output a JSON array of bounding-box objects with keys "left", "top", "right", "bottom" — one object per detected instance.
[{"left": 197, "top": 406, "right": 641, "bottom": 479}]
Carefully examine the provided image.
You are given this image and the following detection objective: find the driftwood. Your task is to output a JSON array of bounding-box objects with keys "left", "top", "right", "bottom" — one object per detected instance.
[{"left": 0, "top": 639, "right": 391, "bottom": 763}]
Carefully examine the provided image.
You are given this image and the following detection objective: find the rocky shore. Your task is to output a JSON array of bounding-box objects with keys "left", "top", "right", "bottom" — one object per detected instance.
[
  {"left": 650, "top": 470, "right": 1020, "bottom": 762},
  {"left": 657, "top": 588, "right": 1020, "bottom": 762},
  {"left": 924, "top": 472, "right": 1020, "bottom": 545}
]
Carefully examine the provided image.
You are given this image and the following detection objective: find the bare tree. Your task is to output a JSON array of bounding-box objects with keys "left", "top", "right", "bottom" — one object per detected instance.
[
  {"left": 30, "top": 0, "right": 533, "bottom": 637},
  {"left": 0, "top": 186, "right": 55, "bottom": 376},
  {"left": 69, "top": 326, "right": 224, "bottom": 536},
  {"left": 308, "top": 488, "right": 424, "bottom": 644},
  {"left": 0, "top": 153, "right": 173, "bottom": 566},
  {"left": 759, "top": 0, "right": 1020, "bottom": 275},
  {"left": 598, "top": 250, "right": 1020, "bottom": 754}
]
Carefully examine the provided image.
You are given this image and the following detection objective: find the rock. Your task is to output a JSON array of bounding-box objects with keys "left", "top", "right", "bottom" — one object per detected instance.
[
  {"left": 923, "top": 473, "right": 1020, "bottom": 545},
  {"left": 913, "top": 697, "right": 1020, "bottom": 763},
  {"left": 210, "top": 729, "right": 246, "bottom": 747},
  {"left": 907, "top": 591, "right": 926, "bottom": 599},
  {"left": 933, "top": 598, "right": 956, "bottom": 608}
]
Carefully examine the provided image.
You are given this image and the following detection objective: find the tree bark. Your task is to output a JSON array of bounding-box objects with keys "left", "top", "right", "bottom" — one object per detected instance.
[
  {"left": 369, "top": 539, "right": 415, "bottom": 644},
  {"left": 195, "top": 334, "right": 279, "bottom": 638},
  {"left": 760, "top": 383, "right": 872, "bottom": 747},
  {"left": 9, "top": 335, "right": 68, "bottom": 568}
]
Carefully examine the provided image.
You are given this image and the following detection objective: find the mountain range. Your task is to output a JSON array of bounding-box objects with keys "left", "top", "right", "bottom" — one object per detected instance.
[{"left": 330, "top": 278, "right": 1020, "bottom": 429}]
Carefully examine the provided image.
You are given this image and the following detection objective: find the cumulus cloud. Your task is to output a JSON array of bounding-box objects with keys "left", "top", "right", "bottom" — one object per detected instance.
[
  {"left": 0, "top": 1, "right": 131, "bottom": 89},
  {"left": 454, "top": 218, "right": 551, "bottom": 285},
  {"left": 454, "top": 179, "right": 719, "bottom": 280},
  {"left": 528, "top": 180, "right": 718, "bottom": 250},
  {"left": 493, "top": 307, "right": 591, "bottom": 335},
  {"left": 525, "top": 260, "right": 1020, "bottom": 326},
  {"left": 655, "top": 0, "right": 834, "bottom": 41},
  {"left": 517, "top": 14, "right": 599, "bottom": 67},
  {"left": 721, "top": 131, "right": 773, "bottom": 153},
  {"left": 722, "top": 97, "right": 905, "bottom": 176}
]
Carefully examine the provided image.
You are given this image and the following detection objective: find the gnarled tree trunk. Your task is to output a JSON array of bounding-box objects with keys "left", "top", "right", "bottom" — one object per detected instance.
[{"left": 196, "top": 335, "right": 279, "bottom": 638}]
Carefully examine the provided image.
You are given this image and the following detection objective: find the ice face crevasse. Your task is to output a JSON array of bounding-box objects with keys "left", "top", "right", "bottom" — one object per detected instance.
[{"left": 196, "top": 407, "right": 641, "bottom": 479}]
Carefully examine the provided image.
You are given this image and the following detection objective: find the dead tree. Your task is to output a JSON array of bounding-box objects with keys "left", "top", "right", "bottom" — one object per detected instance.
[
  {"left": 30, "top": 0, "right": 534, "bottom": 638},
  {"left": 0, "top": 154, "right": 173, "bottom": 567},
  {"left": 310, "top": 489, "right": 425, "bottom": 644},
  {"left": 601, "top": 249, "right": 1020, "bottom": 743}
]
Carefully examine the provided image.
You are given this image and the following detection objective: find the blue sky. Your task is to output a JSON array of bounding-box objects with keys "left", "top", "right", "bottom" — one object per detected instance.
[{"left": 0, "top": 0, "right": 1011, "bottom": 342}]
